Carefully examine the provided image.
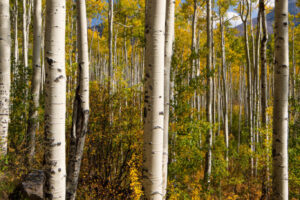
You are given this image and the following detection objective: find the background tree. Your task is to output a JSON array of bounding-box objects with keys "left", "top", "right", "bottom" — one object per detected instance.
[
  {"left": 27, "top": 0, "right": 42, "bottom": 164},
  {"left": 66, "top": 0, "right": 90, "bottom": 199},
  {"left": 163, "top": 0, "right": 175, "bottom": 197}
]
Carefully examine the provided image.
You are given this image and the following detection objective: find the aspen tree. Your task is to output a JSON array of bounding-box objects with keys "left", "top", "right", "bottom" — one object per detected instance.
[
  {"left": 204, "top": 0, "right": 213, "bottom": 186},
  {"left": 260, "top": 0, "right": 267, "bottom": 126},
  {"left": 143, "top": 0, "right": 166, "bottom": 199},
  {"left": 272, "top": 0, "right": 289, "bottom": 199},
  {"left": 44, "top": 0, "right": 66, "bottom": 199},
  {"left": 66, "top": 0, "right": 90, "bottom": 199},
  {"left": 163, "top": 0, "right": 175, "bottom": 197},
  {"left": 0, "top": 0, "right": 11, "bottom": 156},
  {"left": 14, "top": 0, "right": 19, "bottom": 65},
  {"left": 108, "top": 0, "right": 113, "bottom": 92},
  {"left": 27, "top": 0, "right": 42, "bottom": 163},
  {"left": 260, "top": 4, "right": 269, "bottom": 189},
  {"left": 220, "top": 14, "right": 229, "bottom": 168},
  {"left": 191, "top": 0, "right": 197, "bottom": 81},
  {"left": 239, "top": 0, "right": 254, "bottom": 175},
  {"left": 23, "top": 0, "right": 28, "bottom": 68}
]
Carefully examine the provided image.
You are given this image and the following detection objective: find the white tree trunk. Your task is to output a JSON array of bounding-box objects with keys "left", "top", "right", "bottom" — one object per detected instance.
[
  {"left": 220, "top": 15, "right": 229, "bottom": 168},
  {"left": 240, "top": 0, "right": 254, "bottom": 176},
  {"left": 66, "top": 0, "right": 90, "bottom": 199},
  {"left": 44, "top": 0, "right": 66, "bottom": 199},
  {"left": 0, "top": 0, "right": 11, "bottom": 156},
  {"left": 27, "top": 0, "right": 42, "bottom": 163},
  {"left": 14, "top": 0, "right": 19, "bottom": 65},
  {"left": 204, "top": 0, "right": 213, "bottom": 186},
  {"left": 162, "top": 0, "right": 174, "bottom": 198},
  {"left": 272, "top": 0, "right": 289, "bottom": 199},
  {"left": 108, "top": 0, "right": 113, "bottom": 92},
  {"left": 23, "top": 0, "right": 28, "bottom": 68},
  {"left": 143, "top": 0, "right": 166, "bottom": 199}
]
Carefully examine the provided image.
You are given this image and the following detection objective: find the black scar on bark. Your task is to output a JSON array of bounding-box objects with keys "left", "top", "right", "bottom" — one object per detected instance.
[
  {"left": 54, "top": 75, "right": 64, "bottom": 82},
  {"left": 154, "top": 126, "right": 163, "bottom": 130},
  {"left": 46, "top": 57, "right": 54, "bottom": 66},
  {"left": 144, "top": 107, "right": 147, "bottom": 118}
]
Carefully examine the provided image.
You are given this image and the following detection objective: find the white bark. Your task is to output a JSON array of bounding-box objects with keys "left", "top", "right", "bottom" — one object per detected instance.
[
  {"left": 272, "top": 0, "right": 289, "bottom": 199},
  {"left": 66, "top": 0, "right": 90, "bottom": 199},
  {"left": 0, "top": 0, "right": 11, "bottom": 156},
  {"left": 23, "top": 0, "right": 28, "bottom": 68},
  {"left": 44, "top": 0, "right": 66, "bottom": 199},
  {"left": 27, "top": 0, "right": 42, "bottom": 163},
  {"left": 108, "top": 0, "right": 113, "bottom": 92},
  {"left": 162, "top": 0, "right": 174, "bottom": 198},
  {"left": 204, "top": 0, "right": 213, "bottom": 186},
  {"left": 14, "top": 0, "right": 19, "bottom": 65},
  {"left": 220, "top": 15, "right": 229, "bottom": 168},
  {"left": 143, "top": 0, "right": 166, "bottom": 199},
  {"left": 240, "top": 0, "right": 254, "bottom": 176}
]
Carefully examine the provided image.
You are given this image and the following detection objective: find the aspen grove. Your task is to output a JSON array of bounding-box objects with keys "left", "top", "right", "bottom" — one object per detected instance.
[{"left": 0, "top": 0, "right": 299, "bottom": 199}]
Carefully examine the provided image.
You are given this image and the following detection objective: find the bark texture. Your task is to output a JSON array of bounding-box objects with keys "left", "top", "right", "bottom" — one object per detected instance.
[
  {"left": 220, "top": 15, "right": 229, "bottom": 167},
  {"left": 23, "top": 0, "right": 28, "bottom": 68},
  {"left": 14, "top": 0, "right": 19, "bottom": 65},
  {"left": 240, "top": 0, "right": 254, "bottom": 175},
  {"left": 162, "top": 0, "right": 175, "bottom": 198},
  {"left": 44, "top": 0, "right": 66, "bottom": 199},
  {"left": 0, "top": 0, "right": 11, "bottom": 156},
  {"left": 27, "top": 0, "right": 42, "bottom": 164},
  {"left": 143, "top": 0, "right": 166, "bottom": 199},
  {"left": 66, "top": 0, "right": 90, "bottom": 199},
  {"left": 204, "top": 0, "right": 213, "bottom": 186},
  {"left": 260, "top": 0, "right": 268, "bottom": 127},
  {"left": 272, "top": 0, "right": 289, "bottom": 199},
  {"left": 108, "top": 0, "right": 113, "bottom": 92}
]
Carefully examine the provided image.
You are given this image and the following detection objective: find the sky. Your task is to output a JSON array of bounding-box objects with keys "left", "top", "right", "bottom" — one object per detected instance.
[{"left": 227, "top": 0, "right": 275, "bottom": 27}]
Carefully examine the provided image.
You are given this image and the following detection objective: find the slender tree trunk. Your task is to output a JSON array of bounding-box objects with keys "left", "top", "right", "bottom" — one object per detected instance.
[
  {"left": 254, "top": 6, "right": 261, "bottom": 178},
  {"left": 212, "top": 15, "right": 216, "bottom": 143},
  {"left": 23, "top": 0, "right": 28, "bottom": 68},
  {"left": 143, "top": 0, "right": 166, "bottom": 199},
  {"left": 240, "top": 0, "right": 254, "bottom": 176},
  {"left": 204, "top": 0, "right": 213, "bottom": 186},
  {"left": 14, "top": 0, "right": 19, "bottom": 65},
  {"left": 220, "top": 15, "right": 229, "bottom": 168},
  {"left": 162, "top": 0, "right": 175, "bottom": 198},
  {"left": 191, "top": 0, "right": 197, "bottom": 79},
  {"left": 44, "top": 0, "right": 66, "bottom": 198},
  {"left": 108, "top": 0, "right": 113, "bottom": 92},
  {"left": 27, "top": 0, "right": 42, "bottom": 164},
  {"left": 238, "top": 65, "right": 243, "bottom": 152},
  {"left": 0, "top": 0, "right": 11, "bottom": 156},
  {"left": 272, "top": 0, "right": 289, "bottom": 199},
  {"left": 291, "top": 25, "right": 295, "bottom": 104},
  {"left": 260, "top": 0, "right": 268, "bottom": 130},
  {"left": 261, "top": 2, "right": 269, "bottom": 186},
  {"left": 66, "top": 1, "right": 90, "bottom": 199},
  {"left": 260, "top": 5, "right": 269, "bottom": 193}
]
